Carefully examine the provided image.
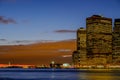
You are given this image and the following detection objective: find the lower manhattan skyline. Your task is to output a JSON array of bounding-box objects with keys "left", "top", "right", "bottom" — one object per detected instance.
[
  {"left": 0, "top": 1, "right": 120, "bottom": 80},
  {"left": 73, "top": 15, "right": 120, "bottom": 68},
  {"left": 0, "top": 0, "right": 120, "bottom": 65}
]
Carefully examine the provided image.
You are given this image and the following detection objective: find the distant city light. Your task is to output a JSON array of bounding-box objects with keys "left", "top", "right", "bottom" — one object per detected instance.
[
  {"left": 51, "top": 61, "right": 55, "bottom": 64},
  {"left": 63, "top": 63, "right": 70, "bottom": 67}
]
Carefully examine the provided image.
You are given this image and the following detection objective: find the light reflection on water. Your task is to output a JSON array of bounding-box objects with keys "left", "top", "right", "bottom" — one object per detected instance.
[
  {"left": 0, "top": 69, "right": 120, "bottom": 80},
  {"left": 79, "top": 72, "right": 120, "bottom": 80}
]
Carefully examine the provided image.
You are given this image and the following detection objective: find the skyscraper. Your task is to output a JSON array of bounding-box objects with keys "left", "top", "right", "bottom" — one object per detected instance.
[
  {"left": 72, "top": 27, "right": 87, "bottom": 67},
  {"left": 113, "top": 19, "right": 120, "bottom": 64},
  {"left": 77, "top": 28, "right": 87, "bottom": 65},
  {"left": 72, "top": 51, "right": 79, "bottom": 67},
  {"left": 86, "top": 15, "right": 112, "bottom": 65}
]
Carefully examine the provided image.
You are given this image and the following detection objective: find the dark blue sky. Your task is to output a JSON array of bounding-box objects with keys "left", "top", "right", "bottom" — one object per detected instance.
[{"left": 0, "top": 0, "right": 120, "bottom": 45}]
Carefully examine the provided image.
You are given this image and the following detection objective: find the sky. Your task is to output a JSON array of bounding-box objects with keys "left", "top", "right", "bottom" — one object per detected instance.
[{"left": 0, "top": 0, "right": 120, "bottom": 45}]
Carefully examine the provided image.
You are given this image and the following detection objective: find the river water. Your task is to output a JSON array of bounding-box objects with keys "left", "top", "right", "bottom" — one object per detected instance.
[{"left": 0, "top": 68, "right": 120, "bottom": 80}]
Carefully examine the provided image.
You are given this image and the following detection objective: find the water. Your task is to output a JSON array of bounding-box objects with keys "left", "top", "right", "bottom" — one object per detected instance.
[{"left": 0, "top": 68, "right": 120, "bottom": 80}]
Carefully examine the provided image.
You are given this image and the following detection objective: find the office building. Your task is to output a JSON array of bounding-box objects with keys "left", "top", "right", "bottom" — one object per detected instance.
[
  {"left": 77, "top": 28, "right": 87, "bottom": 65},
  {"left": 113, "top": 19, "right": 120, "bottom": 64},
  {"left": 86, "top": 15, "right": 112, "bottom": 65},
  {"left": 72, "top": 28, "right": 87, "bottom": 67}
]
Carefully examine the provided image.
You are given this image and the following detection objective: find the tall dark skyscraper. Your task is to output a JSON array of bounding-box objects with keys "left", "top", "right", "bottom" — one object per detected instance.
[
  {"left": 113, "top": 19, "right": 120, "bottom": 64},
  {"left": 86, "top": 15, "right": 112, "bottom": 65}
]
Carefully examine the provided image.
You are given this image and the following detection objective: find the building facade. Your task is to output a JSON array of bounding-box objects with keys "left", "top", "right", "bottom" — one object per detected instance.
[
  {"left": 113, "top": 19, "right": 120, "bottom": 64},
  {"left": 86, "top": 15, "right": 112, "bottom": 65},
  {"left": 72, "top": 28, "right": 87, "bottom": 67},
  {"left": 72, "top": 15, "right": 120, "bottom": 67},
  {"left": 72, "top": 51, "right": 79, "bottom": 67},
  {"left": 77, "top": 28, "right": 87, "bottom": 65}
]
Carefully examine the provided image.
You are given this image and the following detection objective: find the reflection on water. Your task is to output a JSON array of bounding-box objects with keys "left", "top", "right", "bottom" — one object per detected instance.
[
  {"left": 0, "top": 69, "right": 120, "bottom": 80},
  {"left": 79, "top": 72, "right": 120, "bottom": 80}
]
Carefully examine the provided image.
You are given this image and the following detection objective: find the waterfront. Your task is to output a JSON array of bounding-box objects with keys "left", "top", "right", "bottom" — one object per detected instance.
[{"left": 0, "top": 69, "right": 120, "bottom": 80}]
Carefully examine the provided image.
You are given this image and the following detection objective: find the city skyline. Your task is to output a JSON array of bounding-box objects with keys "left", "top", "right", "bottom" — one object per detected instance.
[
  {"left": 0, "top": 0, "right": 120, "bottom": 45},
  {"left": 73, "top": 15, "right": 120, "bottom": 68}
]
